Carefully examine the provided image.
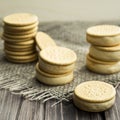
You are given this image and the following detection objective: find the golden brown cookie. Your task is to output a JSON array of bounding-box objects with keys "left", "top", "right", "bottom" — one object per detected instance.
[
  {"left": 38, "top": 57, "right": 75, "bottom": 74},
  {"left": 73, "top": 94, "right": 115, "bottom": 112},
  {"left": 40, "top": 46, "right": 77, "bottom": 65},
  {"left": 87, "top": 54, "right": 116, "bottom": 65},
  {"left": 4, "top": 22, "right": 39, "bottom": 31},
  {"left": 3, "top": 13, "right": 38, "bottom": 26},
  {"left": 2, "top": 35, "right": 32, "bottom": 42},
  {"left": 4, "top": 45, "right": 36, "bottom": 52},
  {"left": 3, "top": 31, "right": 37, "bottom": 39},
  {"left": 93, "top": 44, "right": 120, "bottom": 52},
  {"left": 4, "top": 49, "right": 36, "bottom": 56},
  {"left": 5, "top": 39, "right": 35, "bottom": 46},
  {"left": 6, "top": 53, "right": 37, "bottom": 60},
  {"left": 35, "top": 32, "right": 56, "bottom": 50},
  {"left": 89, "top": 45, "right": 120, "bottom": 61},
  {"left": 87, "top": 25, "right": 120, "bottom": 46},
  {"left": 4, "top": 27, "right": 38, "bottom": 35},
  {"left": 4, "top": 42, "right": 35, "bottom": 49},
  {"left": 73, "top": 81, "right": 116, "bottom": 112},
  {"left": 87, "top": 25, "right": 120, "bottom": 37},
  {"left": 86, "top": 55, "right": 120, "bottom": 74},
  {"left": 6, "top": 55, "right": 37, "bottom": 63},
  {"left": 36, "top": 63, "right": 74, "bottom": 85}
]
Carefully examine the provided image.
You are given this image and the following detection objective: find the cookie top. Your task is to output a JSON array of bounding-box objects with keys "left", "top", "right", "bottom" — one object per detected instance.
[
  {"left": 40, "top": 46, "right": 77, "bottom": 65},
  {"left": 35, "top": 32, "right": 56, "bottom": 50},
  {"left": 87, "top": 25, "right": 120, "bottom": 37},
  {"left": 3, "top": 13, "right": 38, "bottom": 26},
  {"left": 74, "top": 81, "right": 116, "bottom": 102}
]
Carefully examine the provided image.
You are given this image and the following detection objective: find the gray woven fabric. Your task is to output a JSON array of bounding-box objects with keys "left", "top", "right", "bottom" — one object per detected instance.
[{"left": 0, "top": 20, "right": 120, "bottom": 102}]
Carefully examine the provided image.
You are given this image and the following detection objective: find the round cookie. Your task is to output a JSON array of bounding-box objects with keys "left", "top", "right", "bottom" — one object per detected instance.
[
  {"left": 87, "top": 34, "right": 120, "bottom": 47},
  {"left": 4, "top": 49, "right": 36, "bottom": 56},
  {"left": 6, "top": 53, "right": 37, "bottom": 60},
  {"left": 6, "top": 55, "right": 37, "bottom": 63},
  {"left": 38, "top": 57, "right": 75, "bottom": 74},
  {"left": 4, "top": 42, "right": 35, "bottom": 49},
  {"left": 40, "top": 46, "right": 77, "bottom": 65},
  {"left": 5, "top": 39, "right": 35, "bottom": 46},
  {"left": 35, "top": 32, "right": 56, "bottom": 50},
  {"left": 86, "top": 55, "right": 120, "bottom": 74},
  {"left": 3, "top": 31, "right": 37, "bottom": 39},
  {"left": 35, "top": 63, "right": 73, "bottom": 85},
  {"left": 93, "top": 44, "right": 120, "bottom": 52},
  {"left": 4, "top": 45, "right": 36, "bottom": 52},
  {"left": 89, "top": 45, "right": 120, "bottom": 61},
  {"left": 87, "top": 25, "right": 120, "bottom": 46},
  {"left": 87, "top": 25, "right": 120, "bottom": 37},
  {"left": 2, "top": 35, "right": 32, "bottom": 42},
  {"left": 73, "top": 81, "right": 116, "bottom": 112},
  {"left": 4, "top": 27, "right": 38, "bottom": 35},
  {"left": 73, "top": 94, "right": 115, "bottom": 112},
  {"left": 3, "top": 13, "right": 38, "bottom": 26},
  {"left": 87, "top": 54, "right": 116, "bottom": 65},
  {"left": 4, "top": 22, "right": 39, "bottom": 31},
  {"left": 74, "top": 81, "right": 116, "bottom": 102}
]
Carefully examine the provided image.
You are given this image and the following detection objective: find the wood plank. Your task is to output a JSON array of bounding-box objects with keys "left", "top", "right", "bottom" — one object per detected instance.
[
  {"left": 0, "top": 89, "right": 22, "bottom": 120},
  {"left": 17, "top": 100, "right": 44, "bottom": 120},
  {"left": 0, "top": 89, "right": 7, "bottom": 113},
  {"left": 90, "top": 112, "right": 104, "bottom": 120},
  {"left": 62, "top": 101, "right": 104, "bottom": 120},
  {"left": 62, "top": 102, "right": 77, "bottom": 120},
  {"left": 74, "top": 106, "right": 91, "bottom": 120},
  {"left": 105, "top": 85, "right": 120, "bottom": 120},
  {"left": 44, "top": 99, "right": 63, "bottom": 120},
  {"left": 0, "top": 86, "right": 120, "bottom": 120},
  {"left": 33, "top": 101, "right": 45, "bottom": 120}
]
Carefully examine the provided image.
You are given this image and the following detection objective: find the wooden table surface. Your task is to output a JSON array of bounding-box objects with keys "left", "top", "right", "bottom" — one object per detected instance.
[{"left": 0, "top": 84, "right": 120, "bottom": 120}]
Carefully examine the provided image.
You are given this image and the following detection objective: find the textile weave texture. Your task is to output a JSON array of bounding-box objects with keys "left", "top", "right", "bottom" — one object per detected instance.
[{"left": 0, "top": 20, "right": 120, "bottom": 102}]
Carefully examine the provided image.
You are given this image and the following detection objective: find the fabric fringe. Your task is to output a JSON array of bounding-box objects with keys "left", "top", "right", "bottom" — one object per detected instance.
[{"left": 0, "top": 74, "right": 72, "bottom": 104}]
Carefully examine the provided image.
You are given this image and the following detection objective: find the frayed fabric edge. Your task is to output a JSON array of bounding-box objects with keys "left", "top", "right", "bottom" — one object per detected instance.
[{"left": 0, "top": 76, "right": 72, "bottom": 106}]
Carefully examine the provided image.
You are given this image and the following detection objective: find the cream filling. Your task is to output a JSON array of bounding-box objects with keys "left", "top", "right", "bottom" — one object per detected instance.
[
  {"left": 73, "top": 94, "right": 115, "bottom": 112},
  {"left": 89, "top": 46, "right": 120, "bottom": 61},
  {"left": 39, "top": 57, "right": 75, "bottom": 74},
  {"left": 87, "top": 54, "right": 116, "bottom": 65},
  {"left": 87, "top": 34, "right": 120, "bottom": 46},
  {"left": 36, "top": 63, "right": 74, "bottom": 85},
  {"left": 86, "top": 58, "right": 120, "bottom": 74}
]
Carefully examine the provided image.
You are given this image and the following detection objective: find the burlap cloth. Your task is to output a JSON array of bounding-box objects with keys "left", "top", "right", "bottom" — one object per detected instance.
[{"left": 0, "top": 20, "right": 120, "bottom": 102}]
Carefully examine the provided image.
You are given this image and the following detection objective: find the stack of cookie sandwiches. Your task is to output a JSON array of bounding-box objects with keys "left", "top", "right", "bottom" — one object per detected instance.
[
  {"left": 86, "top": 25, "right": 120, "bottom": 74},
  {"left": 36, "top": 46, "right": 77, "bottom": 85},
  {"left": 2, "top": 13, "right": 39, "bottom": 63},
  {"left": 35, "top": 33, "right": 77, "bottom": 85},
  {"left": 73, "top": 81, "right": 116, "bottom": 112}
]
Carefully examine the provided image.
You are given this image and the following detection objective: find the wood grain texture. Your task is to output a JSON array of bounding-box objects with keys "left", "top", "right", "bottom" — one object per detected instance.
[
  {"left": 0, "top": 88, "right": 119, "bottom": 120},
  {"left": 0, "top": 90, "right": 22, "bottom": 120},
  {"left": 105, "top": 85, "right": 120, "bottom": 120}
]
